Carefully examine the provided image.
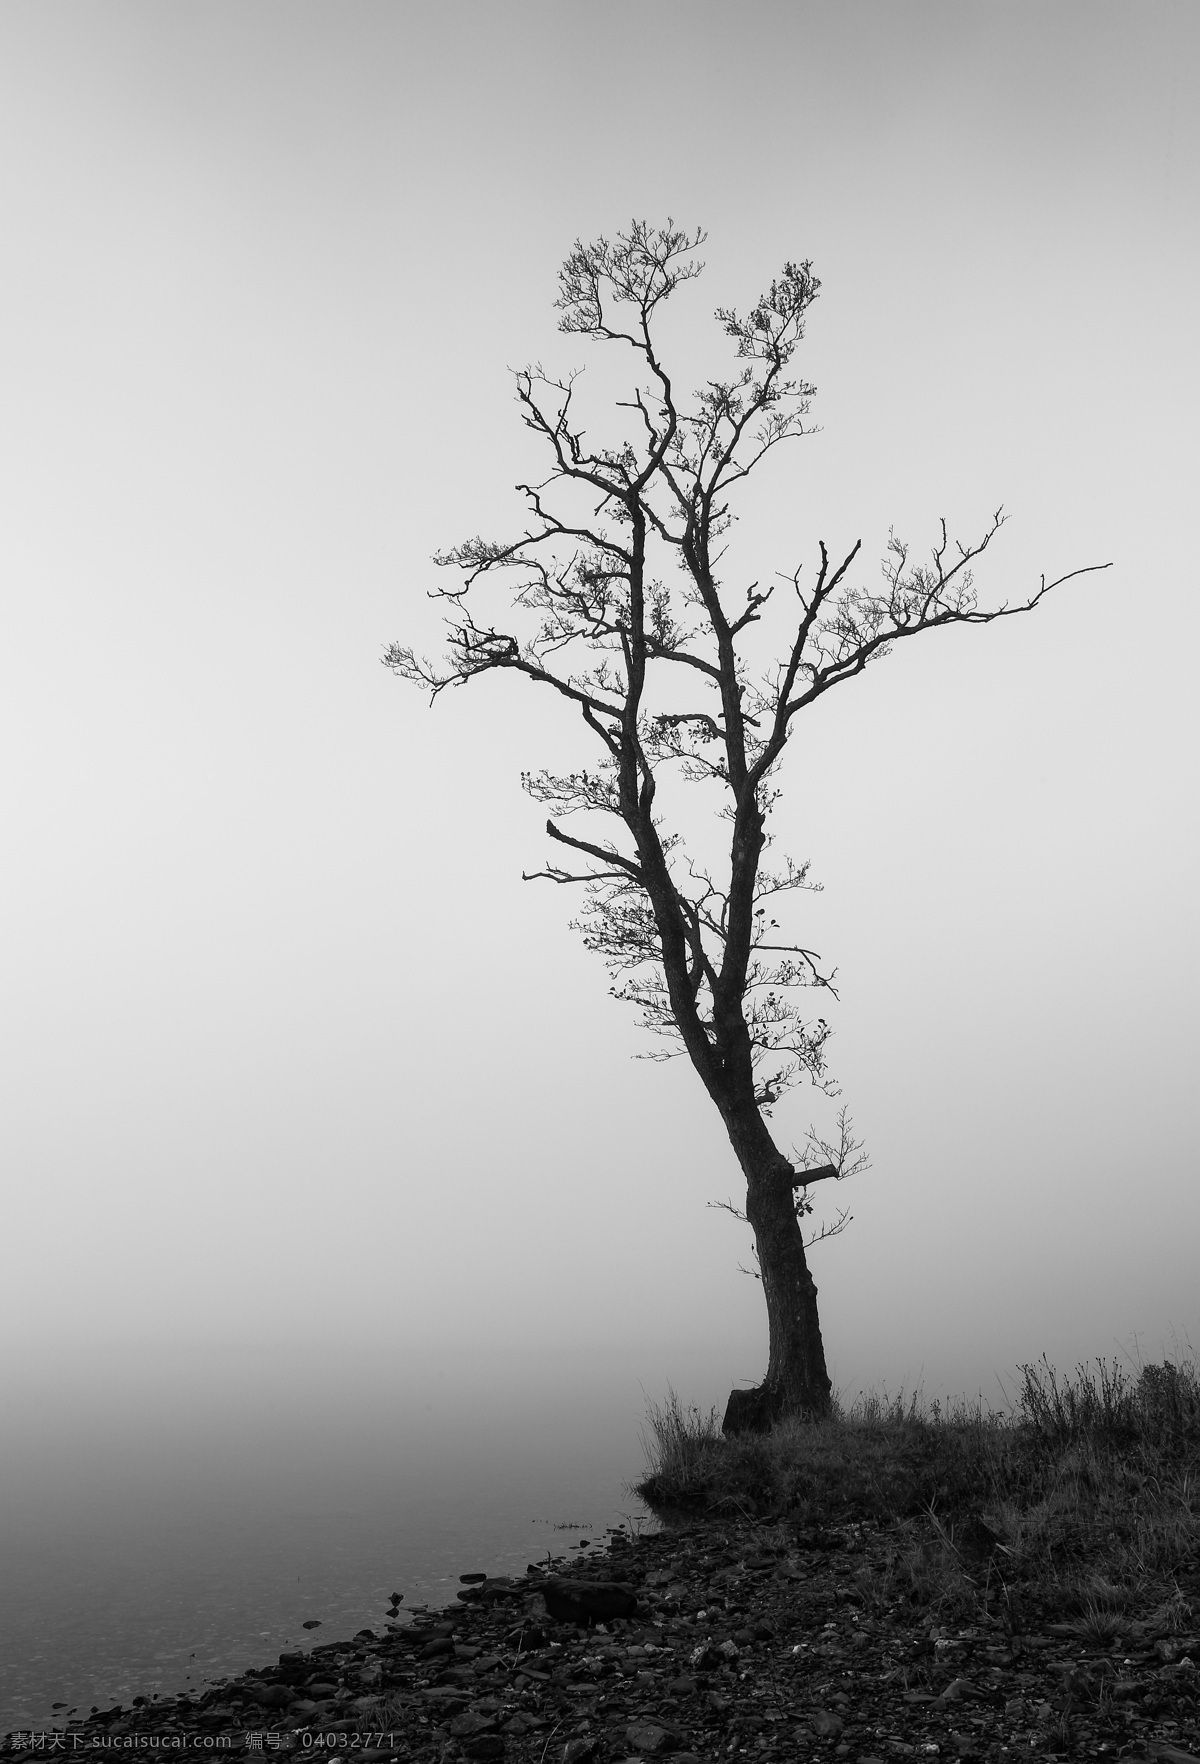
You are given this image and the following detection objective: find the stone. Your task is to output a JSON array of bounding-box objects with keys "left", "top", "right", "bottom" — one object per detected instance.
[
  {"left": 450, "top": 1711, "right": 497, "bottom": 1737},
  {"left": 419, "top": 1636, "right": 455, "bottom": 1659},
  {"left": 937, "top": 1677, "right": 978, "bottom": 1703},
  {"left": 810, "top": 1709, "right": 845, "bottom": 1737},
  {"left": 462, "top": 1739, "right": 505, "bottom": 1761},
  {"left": 562, "top": 1741, "right": 599, "bottom": 1764},
  {"left": 301, "top": 1619, "right": 322, "bottom": 1630},
  {"left": 626, "top": 1722, "right": 675, "bottom": 1755},
  {"left": 243, "top": 1683, "right": 292, "bottom": 1709},
  {"left": 475, "top": 1576, "right": 525, "bottom": 1604},
  {"left": 540, "top": 1577, "right": 638, "bottom": 1624}
]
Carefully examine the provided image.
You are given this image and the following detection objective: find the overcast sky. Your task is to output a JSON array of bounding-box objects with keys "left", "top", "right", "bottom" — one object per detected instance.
[{"left": 3, "top": 1, "right": 1197, "bottom": 1415}]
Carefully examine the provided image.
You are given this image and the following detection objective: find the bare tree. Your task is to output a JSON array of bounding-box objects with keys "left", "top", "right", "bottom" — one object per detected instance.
[{"left": 386, "top": 221, "right": 1109, "bottom": 1428}]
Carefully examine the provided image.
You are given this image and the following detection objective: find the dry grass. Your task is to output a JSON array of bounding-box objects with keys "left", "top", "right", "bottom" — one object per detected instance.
[
  {"left": 635, "top": 1354, "right": 1200, "bottom": 1634},
  {"left": 637, "top": 1383, "right": 1013, "bottom": 1523}
]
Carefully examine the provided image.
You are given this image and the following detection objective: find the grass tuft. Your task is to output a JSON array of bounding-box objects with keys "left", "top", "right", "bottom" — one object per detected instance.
[{"left": 638, "top": 1389, "right": 722, "bottom": 1507}]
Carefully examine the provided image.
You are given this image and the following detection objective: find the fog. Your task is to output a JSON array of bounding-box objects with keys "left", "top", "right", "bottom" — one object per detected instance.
[{"left": 3, "top": 0, "right": 1198, "bottom": 1445}]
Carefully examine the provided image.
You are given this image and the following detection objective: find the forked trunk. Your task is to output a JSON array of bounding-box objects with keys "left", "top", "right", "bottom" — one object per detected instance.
[{"left": 722, "top": 1132, "right": 832, "bottom": 1434}]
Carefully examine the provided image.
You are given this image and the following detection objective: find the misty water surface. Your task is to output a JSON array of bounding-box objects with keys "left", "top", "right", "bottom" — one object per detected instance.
[{"left": 0, "top": 1346, "right": 654, "bottom": 1733}]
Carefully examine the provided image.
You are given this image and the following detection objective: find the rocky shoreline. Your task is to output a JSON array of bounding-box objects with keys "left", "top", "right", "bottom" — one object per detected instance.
[{"left": 4, "top": 1517, "right": 1198, "bottom": 1761}]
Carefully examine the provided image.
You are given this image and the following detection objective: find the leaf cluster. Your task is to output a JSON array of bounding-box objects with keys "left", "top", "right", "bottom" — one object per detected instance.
[{"left": 385, "top": 220, "right": 1108, "bottom": 1134}]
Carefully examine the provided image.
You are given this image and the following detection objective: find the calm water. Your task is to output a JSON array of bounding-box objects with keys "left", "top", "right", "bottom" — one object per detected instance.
[{"left": 0, "top": 1346, "right": 657, "bottom": 1732}]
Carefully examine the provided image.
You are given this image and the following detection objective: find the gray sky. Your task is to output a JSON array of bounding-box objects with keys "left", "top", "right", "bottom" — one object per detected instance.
[{"left": 3, "top": 1, "right": 1197, "bottom": 1412}]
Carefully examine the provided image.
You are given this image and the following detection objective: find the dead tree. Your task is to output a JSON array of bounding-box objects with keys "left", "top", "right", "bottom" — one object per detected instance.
[{"left": 385, "top": 221, "right": 1109, "bottom": 1428}]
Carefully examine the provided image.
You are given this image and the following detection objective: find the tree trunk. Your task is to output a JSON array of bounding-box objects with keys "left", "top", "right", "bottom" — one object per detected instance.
[{"left": 722, "top": 1135, "right": 832, "bottom": 1434}]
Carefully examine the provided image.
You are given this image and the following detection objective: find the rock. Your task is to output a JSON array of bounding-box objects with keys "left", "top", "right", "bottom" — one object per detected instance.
[
  {"left": 450, "top": 1711, "right": 497, "bottom": 1737},
  {"left": 460, "top": 1572, "right": 488, "bottom": 1583},
  {"left": 474, "top": 1576, "right": 525, "bottom": 1604},
  {"left": 243, "top": 1683, "right": 292, "bottom": 1709},
  {"left": 811, "top": 1709, "right": 845, "bottom": 1737},
  {"left": 301, "top": 1619, "right": 321, "bottom": 1629},
  {"left": 419, "top": 1636, "right": 455, "bottom": 1659},
  {"left": 462, "top": 1738, "right": 504, "bottom": 1761},
  {"left": 626, "top": 1722, "right": 675, "bottom": 1755},
  {"left": 562, "top": 1741, "right": 600, "bottom": 1764},
  {"left": 540, "top": 1577, "right": 638, "bottom": 1624}
]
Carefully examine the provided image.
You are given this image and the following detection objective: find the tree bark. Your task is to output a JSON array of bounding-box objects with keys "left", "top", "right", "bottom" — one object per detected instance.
[{"left": 720, "top": 1114, "right": 833, "bottom": 1434}]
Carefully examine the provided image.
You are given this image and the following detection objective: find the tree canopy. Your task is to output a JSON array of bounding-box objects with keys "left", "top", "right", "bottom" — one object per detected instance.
[{"left": 387, "top": 221, "right": 1109, "bottom": 1422}]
